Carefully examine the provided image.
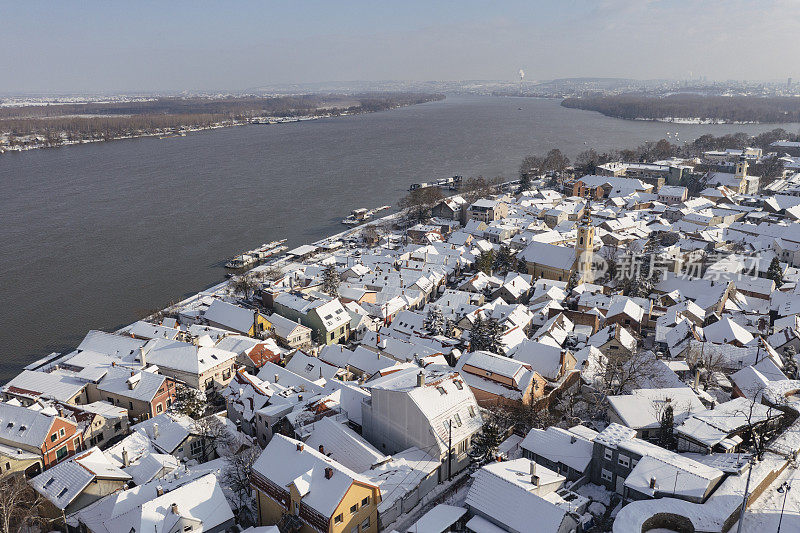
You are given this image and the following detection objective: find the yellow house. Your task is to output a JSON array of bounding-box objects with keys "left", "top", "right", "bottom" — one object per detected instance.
[
  {"left": 252, "top": 434, "right": 381, "bottom": 533},
  {"left": 203, "top": 299, "right": 273, "bottom": 337}
]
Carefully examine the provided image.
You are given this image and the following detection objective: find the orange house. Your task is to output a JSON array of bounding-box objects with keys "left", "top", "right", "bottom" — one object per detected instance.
[{"left": 0, "top": 402, "right": 83, "bottom": 471}]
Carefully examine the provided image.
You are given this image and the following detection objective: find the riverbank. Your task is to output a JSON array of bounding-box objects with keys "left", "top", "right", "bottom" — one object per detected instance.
[{"left": 0, "top": 93, "right": 444, "bottom": 154}]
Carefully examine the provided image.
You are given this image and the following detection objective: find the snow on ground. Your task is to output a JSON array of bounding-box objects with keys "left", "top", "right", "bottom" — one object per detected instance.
[
  {"left": 577, "top": 482, "right": 614, "bottom": 506},
  {"left": 734, "top": 464, "right": 800, "bottom": 532}
]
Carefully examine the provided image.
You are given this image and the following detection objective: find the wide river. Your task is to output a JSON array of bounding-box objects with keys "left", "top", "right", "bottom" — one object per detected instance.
[{"left": 1, "top": 95, "right": 797, "bottom": 381}]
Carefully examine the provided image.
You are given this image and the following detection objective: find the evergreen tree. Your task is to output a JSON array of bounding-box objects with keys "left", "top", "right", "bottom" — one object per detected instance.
[
  {"left": 565, "top": 270, "right": 580, "bottom": 292},
  {"left": 475, "top": 250, "right": 494, "bottom": 275},
  {"left": 493, "top": 245, "right": 514, "bottom": 274},
  {"left": 469, "top": 420, "right": 504, "bottom": 464},
  {"left": 444, "top": 318, "right": 456, "bottom": 338},
  {"left": 471, "top": 316, "right": 505, "bottom": 355},
  {"left": 486, "top": 318, "right": 506, "bottom": 355},
  {"left": 171, "top": 384, "right": 207, "bottom": 419},
  {"left": 658, "top": 404, "right": 676, "bottom": 449},
  {"left": 424, "top": 307, "right": 446, "bottom": 336},
  {"left": 767, "top": 256, "right": 783, "bottom": 288},
  {"left": 470, "top": 316, "right": 487, "bottom": 352},
  {"left": 516, "top": 171, "right": 532, "bottom": 194},
  {"left": 321, "top": 263, "right": 340, "bottom": 297}
]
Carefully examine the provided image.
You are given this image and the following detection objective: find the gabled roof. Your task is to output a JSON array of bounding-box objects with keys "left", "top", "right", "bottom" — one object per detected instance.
[
  {"left": 465, "top": 459, "right": 569, "bottom": 533},
  {"left": 520, "top": 426, "right": 594, "bottom": 473},
  {"left": 252, "top": 434, "right": 378, "bottom": 518},
  {"left": 304, "top": 417, "right": 387, "bottom": 473},
  {"left": 0, "top": 401, "right": 64, "bottom": 448},
  {"left": 31, "top": 447, "right": 130, "bottom": 510},
  {"left": 97, "top": 367, "right": 166, "bottom": 402}
]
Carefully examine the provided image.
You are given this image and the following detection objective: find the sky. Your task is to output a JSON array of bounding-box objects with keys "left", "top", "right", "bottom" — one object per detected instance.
[{"left": 2, "top": 0, "right": 799, "bottom": 94}]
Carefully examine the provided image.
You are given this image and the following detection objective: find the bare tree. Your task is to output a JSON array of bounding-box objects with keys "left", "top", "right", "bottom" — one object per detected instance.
[
  {"left": 232, "top": 273, "right": 261, "bottom": 301},
  {"left": 222, "top": 441, "right": 261, "bottom": 526},
  {"left": 0, "top": 474, "right": 51, "bottom": 533},
  {"left": 594, "top": 349, "right": 661, "bottom": 396},
  {"left": 193, "top": 416, "right": 234, "bottom": 463},
  {"left": 399, "top": 186, "right": 444, "bottom": 221}
]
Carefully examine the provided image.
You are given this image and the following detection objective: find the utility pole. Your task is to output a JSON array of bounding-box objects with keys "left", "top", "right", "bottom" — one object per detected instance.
[{"left": 448, "top": 420, "right": 453, "bottom": 482}]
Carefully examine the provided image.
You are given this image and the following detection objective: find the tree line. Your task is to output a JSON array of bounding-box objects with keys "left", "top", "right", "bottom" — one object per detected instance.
[
  {"left": 0, "top": 93, "right": 444, "bottom": 146},
  {"left": 562, "top": 93, "right": 800, "bottom": 124}
]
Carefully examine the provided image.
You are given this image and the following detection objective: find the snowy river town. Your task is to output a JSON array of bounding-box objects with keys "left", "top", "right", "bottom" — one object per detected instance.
[{"left": 8, "top": 136, "right": 800, "bottom": 533}]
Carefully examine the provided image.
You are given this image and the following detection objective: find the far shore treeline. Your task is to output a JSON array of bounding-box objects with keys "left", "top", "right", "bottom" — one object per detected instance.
[
  {"left": 562, "top": 93, "right": 800, "bottom": 124},
  {"left": 0, "top": 93, "right": 444, "bottom": 147}
]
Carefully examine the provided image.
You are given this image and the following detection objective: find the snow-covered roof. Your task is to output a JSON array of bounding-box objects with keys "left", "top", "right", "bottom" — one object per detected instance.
[
  {"left": 465, "top": 459, "right": 569, "bottom": 533},
  {"left": 97, "top": 366, "right": 166, "bottom": 402},
  {"left": 407, "top": 504, "right": 468, "bottom": 532},
  {"left": 304, "top": 417, "right": 387, "bottom": 473},
  {"left": 607, "top": 388, "right": 705, "bottom": 431},
  {"left": 0, "top": 401, "right": 65, "bottom": 448},
  {"left": 252, "top": 434, "right": 378, "bottom": 518},
  {"left": 31, "top": 447, "right": 130, "bottom": 510},
  {"left": 520, "top": 426, "right": 594, "bottom": 473}
]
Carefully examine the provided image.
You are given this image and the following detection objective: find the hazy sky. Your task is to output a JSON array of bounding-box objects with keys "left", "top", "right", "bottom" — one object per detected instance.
[{"left": 3, "top": 0, "right": 799, "bottom": 93}]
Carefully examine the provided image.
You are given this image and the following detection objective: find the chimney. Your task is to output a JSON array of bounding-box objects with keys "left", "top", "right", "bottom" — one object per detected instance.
[
  {"left": 139, "top": 346, "right": 146, "bottom": 367},
  {"left": 318, "top": 444, "right": 325, "bottom": 454},
  {"left": 417, "top": 371, "right": 425, "bottom": 387},
  {"left": 171, "top": 503, "right": 179, "bottom": 515},
  {"left": 650, "top": 477, "right": 657, "bottom": 489},
  {"left": 274, "top": 373, "right": 280, "bottom": 384},
  {"left": 530, "top": 461, "right": 536, "bottom": 476},
  {"left": 297, "top": 443, "right": 304, "bottom": 452},
  {"left": 156, "top": 485, "right": 164, "bottom": 496},
  {"left": 122, "top": 449, "right": 130, "bottom": 467},
  {"left": 152, "top": 423, "right": 159, "bottom": 440},
  {"left": 325, "top": 467, "right": 333, "bottom": 479}
]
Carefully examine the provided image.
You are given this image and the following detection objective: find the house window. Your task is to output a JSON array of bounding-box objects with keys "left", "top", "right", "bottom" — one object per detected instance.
[
  {"left": 222, "top": 369, "right": 231, "bottom": 380},
  {"left": 601, "top": 469, "right": 613, "bottom": 482},
  {"left": 618, "top": 455, "right": 630, "bottom": 468},
  {"left": 184, "top": 527, "right": 192, "bottom": 532},
  {"left": 454, "top": 381, "right": 463, "bottom": 390},
  {"left": 51, "top": 433, "right": 58, "bottom": 443},
  {"left": 604, "top": 448, "right": 613, "bottom": 461},
  {"left": 436, "top": 386, "right": 447, "bottom": 395},
  {"left": 468, "top": 406, "right": 476, "bottom": 417},
  {"left": 114, "top": 422, "right": 122, "bottom": 431},
  {"left": 632, "top": 458, "right": 639, "bottom": 468},
  {"left": 350, "top": 503, "right": 359, "bottom": 514},
  {"left": 361, "top": 517, "right": 370, "bottom": 530},
  {"left": 56, "top": 446, "right": 68, "bottom": 462},
  {"left": 454, "top": 414, "right": 462, "bottom": 427},
  {"left": 59, "top": 428, "right": 65, "bottom": 438},
  {"left": 334, "top": 514, "right": 343, "bottom": 524},
  {"left": 156, "top": 403, "right": 163, "bottom": 414},
  {"left": 362, "top": 496, "right": 370, "bottom": 507},
  {"left": 190, "top": 440, "right": 203, "bottom": 457}
]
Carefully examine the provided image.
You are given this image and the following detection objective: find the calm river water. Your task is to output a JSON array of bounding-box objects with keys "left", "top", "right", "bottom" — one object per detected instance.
[{"left": 1, "top": 95, "right": 797, "bottom": 381}]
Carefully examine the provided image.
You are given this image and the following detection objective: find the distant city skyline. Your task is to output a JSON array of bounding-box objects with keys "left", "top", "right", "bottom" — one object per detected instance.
[{"left": 2, "top": 0, "right": 798, "bottom": 93}]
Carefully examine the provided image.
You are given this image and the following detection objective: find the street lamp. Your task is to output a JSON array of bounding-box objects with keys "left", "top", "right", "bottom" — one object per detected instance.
[{"left": 777, "top": 481, "right": 791, "bottom": 533}]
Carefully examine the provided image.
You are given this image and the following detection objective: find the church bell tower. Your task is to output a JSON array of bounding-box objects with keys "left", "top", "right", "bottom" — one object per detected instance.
[{"left": 574, "top": 203, "right": 595, "bottom": 283}]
